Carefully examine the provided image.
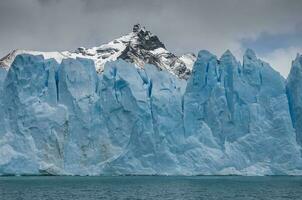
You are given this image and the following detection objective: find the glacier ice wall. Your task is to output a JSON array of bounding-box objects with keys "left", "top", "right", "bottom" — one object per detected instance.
[
  {"left": 287, "top": 54, "right": 302, "bottom": 146},
  {"left": 0, "top": 51, "right": 302, "bottom": 176},
  {"left": 184, "top": 50, "right": 302, "bottom": 175}
]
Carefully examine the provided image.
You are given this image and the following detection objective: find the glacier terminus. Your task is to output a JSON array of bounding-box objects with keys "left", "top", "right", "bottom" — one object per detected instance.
[{"left": 0, "top": 25, "right": 302, "bottom": 176}]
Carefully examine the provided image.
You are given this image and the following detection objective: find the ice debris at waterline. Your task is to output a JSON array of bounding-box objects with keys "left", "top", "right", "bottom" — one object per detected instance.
[{"left": 0, "top": 49, "right": 302, "bottom": 176}]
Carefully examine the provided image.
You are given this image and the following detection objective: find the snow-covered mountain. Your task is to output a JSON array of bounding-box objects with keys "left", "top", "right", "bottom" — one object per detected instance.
[
  {"left": 0, "top": 25, "right": 302, "bottom": 176},
  {"left": 0, "top": 24, "right": 195, "bottom": 79}
]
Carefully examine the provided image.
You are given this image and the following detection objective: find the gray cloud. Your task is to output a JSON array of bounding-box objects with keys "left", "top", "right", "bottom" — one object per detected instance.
[{"left": 0, "top": 0, "right": 301, "bottom": 76}]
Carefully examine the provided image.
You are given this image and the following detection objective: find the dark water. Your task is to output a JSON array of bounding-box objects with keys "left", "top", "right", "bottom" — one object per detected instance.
[{"left": 1, "top": 176, "right": 302, "bottom": 200}]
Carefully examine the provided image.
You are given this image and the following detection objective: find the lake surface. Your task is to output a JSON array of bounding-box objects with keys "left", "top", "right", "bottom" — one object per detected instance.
[{"left": 1, "top": 176, "right": 302, "bottom": 200}]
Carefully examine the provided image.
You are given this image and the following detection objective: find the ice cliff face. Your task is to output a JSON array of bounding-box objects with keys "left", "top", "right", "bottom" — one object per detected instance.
[
  {"left": 287, "top": 54, "right": 302, "bottom": 146},
  {"left": 184, "top": 50, "right": 302, "bottom": 175},
  {"left": 0, "top": 47, "right": 302, "bottom": 176}
]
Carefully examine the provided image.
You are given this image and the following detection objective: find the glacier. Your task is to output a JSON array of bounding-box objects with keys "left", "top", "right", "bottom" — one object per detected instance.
[{"left": 0, "top": 49, "right": 302, "bottom": 176}]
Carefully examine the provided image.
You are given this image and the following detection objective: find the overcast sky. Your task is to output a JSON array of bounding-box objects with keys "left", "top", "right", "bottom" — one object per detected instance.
[{"left": 0, "top": 0, "right": 301, "bottom": 77}]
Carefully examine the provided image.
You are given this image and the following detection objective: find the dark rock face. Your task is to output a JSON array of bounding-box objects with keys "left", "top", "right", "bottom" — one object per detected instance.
[{"left": 118, "top": 24, "right": 195, "bottom": 79}]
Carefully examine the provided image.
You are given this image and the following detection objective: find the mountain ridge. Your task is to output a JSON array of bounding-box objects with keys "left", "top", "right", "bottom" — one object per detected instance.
[{"left": 0, "top": 24, "right": 196, "bottom": 79}]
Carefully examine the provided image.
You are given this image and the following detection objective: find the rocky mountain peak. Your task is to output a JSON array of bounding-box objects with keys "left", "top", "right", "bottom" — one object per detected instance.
[
  {"left": 132, "top": 24, "right": 142, "bottom": 32},
  {"left": 131, "top": 24, "right": 165, "bottom": 50}
]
